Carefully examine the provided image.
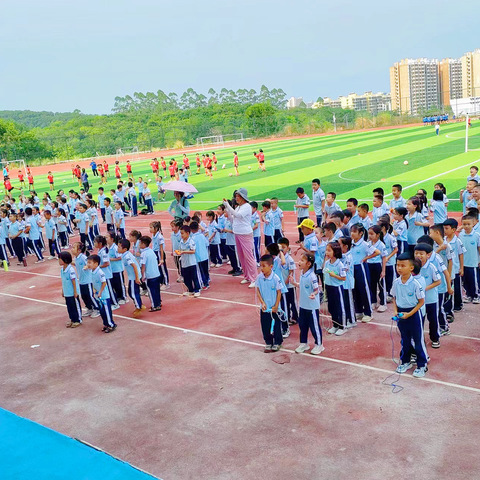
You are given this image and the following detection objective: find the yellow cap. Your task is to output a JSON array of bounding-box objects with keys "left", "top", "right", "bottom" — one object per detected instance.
[{"left": 297, "top": 218, "right": 315, "bottom": 230}]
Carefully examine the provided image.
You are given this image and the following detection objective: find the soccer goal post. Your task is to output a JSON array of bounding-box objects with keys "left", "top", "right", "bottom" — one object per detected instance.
[
  {"left": 1, "top": 158, "right": 27, "bottom": 179},
  {"left": 115, "top": 146, "right": 139, "bottom": 162},
  {"left": 465, "top": 114, "right": 480, "bottom": 152},
  {"left": 196, "top": 133, "right": 244, "bottom": 151}
]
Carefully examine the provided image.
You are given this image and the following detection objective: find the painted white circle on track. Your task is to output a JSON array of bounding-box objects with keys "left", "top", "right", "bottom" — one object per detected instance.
[{"left": 338, "top": 168, "right": 375, "bottom": 183}]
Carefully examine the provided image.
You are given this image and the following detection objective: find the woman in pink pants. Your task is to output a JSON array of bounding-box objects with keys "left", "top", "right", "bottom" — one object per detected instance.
[{"left": 223, "top": 188, "right": 258, "bottom": 288}]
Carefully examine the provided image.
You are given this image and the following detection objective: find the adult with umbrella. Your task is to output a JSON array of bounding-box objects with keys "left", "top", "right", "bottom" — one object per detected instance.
[
  {"left": 223, "top": 188, "right": 258, "bottom": 288},
  {"left": 164, "top": 180, "right": 196, "bottom": 220}
]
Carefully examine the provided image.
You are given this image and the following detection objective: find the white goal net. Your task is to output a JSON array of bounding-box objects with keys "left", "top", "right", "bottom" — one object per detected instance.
[
  {"left": 115, "top": 146, "right": 139, "bottom": 162},
  {"left": 196, "top": 133, "right": 244, "bottom": 151}
]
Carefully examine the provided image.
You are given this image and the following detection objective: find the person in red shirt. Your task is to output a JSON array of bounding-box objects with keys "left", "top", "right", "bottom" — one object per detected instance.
[
  {"left": 74, "top": 165, "right": 82, "bottom": 186},
  {"left": 71, "top": 163, "right": 76, "bottom": 180},
  {"left": 103, "top": 161, "right": 110, "bottom": 177},
  {"left": 205, "top": 154, "right": 213, "bottom": 178},
  {"left": 27, "top": 173, "right": 34, "bottom": 189},
  {"left": 183, "top": 154, "right": 190, "bottom": 171},
  {"left": 150, "top": 158, "right": 159, "bottom": 174},
  {"left": 160, "top": 157, "right": 167, "bottom": 176},
  {"left": 115, "top": 161, "right": 121, "bottom": 179},
  {"left": 126, "top": 160, "right": 133, "bottom": 175},
  {"left": 168, "top": 160, "right": 176, "bottom": 180},
  {"left": 212, "top": 152, "right": 217, "bottom": 171},
  {"left": 195, "top": 154, "right": 201, "bottom": 175},
  {"left": 4, "top": 177, "right": 13, "bottom": 193},
  {"left": 97, "top": 163, "right": 106, "bottom": 184},
  {"left": 254, "top": 148, "right": 266, "bottom": 171},
  {"left": 26, "top": 165, "right": 31, "bottom": 175},
  {"left": 18, "top": 170, "right": 26, "bottom": 188},
  {"left": 233, "top": 151, "right": 239, "bottom": 176},
  {"left": 47, "top": 171, "right": 55, "bottom": 190}
]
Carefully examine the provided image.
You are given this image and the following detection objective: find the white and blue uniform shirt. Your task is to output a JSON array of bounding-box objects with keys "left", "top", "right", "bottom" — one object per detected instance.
[
  {"left": 347, "top": 212, "right": 361, "bottom": 229},
  {"left": 393, "top": 219, "right": 408, "bottom": 242},
  {"left": 406, "top": 212, "right": 425, "bottom": 245},
  {"left": 152, "top": 231, "right": 165, "bottom": 253},
  {"left": 255, "top": 271, "right": 282, "bottom": 310},
  {"left": 75, "top": 253, "right": 92, "bottom": 285},
  {"left": 446, "top": 236, "right": 466, "bottom": 275},
  {"left": 91, "top": 266, "right": 110, "bottom": 300},
  {"left": 383, "top": 233, "right": 398, "bottom": 267},
  {"left": 429, "top": 200, "right": 447, "bottom": 224},
  {"left": 179, "top": 236, "right": 197, "bottom": 267},
  {"left": 431, "top": 252, "right": 448, "bottom": 294},
  {"left": 299, "top": 268, "right": 321, "bottom": 310},
  {"left": 323, "top": 258, "right": 346, "bottom": 287},
  {"left": 136, "top": 182, "right": 145, "bottom": 194},
  {"left": 217, "top": 214, "right": 227, "bottom": 240},
  {"left": 391, "top": 274, "right": 425, "bottom": 309},
  {"left": 315, "top": 240, "right": 327, "bottom": 271},
  {"left": 114, "top": 209, "right": 125, "bottom": 229},
  {"left": 171, "top": 231, "right": 181, "bottom": 256},
  {"left": 44, "top": 218, "right": 57, "bottom": 240},
  {"left": 295, "top": 195, "right": 310, "bottom": 219},
  {"left": 359, "top": 216, "right": 372, "bottom": 230},
  {"left": 105, "top": 206, "right": 113, "bottom": 224},
  {"left": 98, "top": 246, "right": 112, "bottom": 279},
  {"left": 303, "top": 232, "right": 318, "bottom": 254},
  {"left": 367, "top": 240, "right": 386, "bottom": 264},
  {"left": 8, "top": 221, "right": 22, "bottom": 239},
  {"left": 192, "top": 231, "right": 209, "bottom": 262},
  {"left": 312, "top": 188, "right": 325, "bottom": 216},
  {"left": 281, "top": 252, "right": 296, "bottom": 289},
  {"left": 263, "top": 210, "right": 274, "bottom": 237},
  {"left": 122, "top": 251, "right": 140, "bottom": 281},
  {"left": 252, "top": 211, "right": 261, "bottom": 238},
  {"left": 60, "top": 264, "right": 79, "bottom": 297},
  {"left": 207, "top": 221, "right": 220, "bottom": 245},
  {"left": 57, "top": 215, "right": 68, "bottom": 233},
  {"left": 26, "top": 216, "right": 40, "bottom": 240},
  {"left": 272, "top": 256, "right": 288, "bottom": 293},
  {"left": 420, "top": 259, "right": 440, "bottom": 304},
  {"left": 342, "top": 252, "right": 355, "bottom": 290},
  {"left": 389, "top": 197, "right": 406, "bottom": 211},
  {"left": 224, "top": 219, "right": 235, "bottom": 246},
  {"left": 140, "top": 247, "right": 160, "bottom": 279},
  {"left": 324, "top": 202, "right": 342, "bottom": 217},
  {"left": 351, "top": 238, "right": 376, "bottom": 265},
  {"left": 271, "top": 208, "right": 283, "bottom": 230},
  {"left": 458, "top": 231, "right": 480, "bottom": 268},
  {"left": 109, "top": 243, "right": 124, "bottom": 273},
  {"left": 98, "top": 194, "right": 106, "bottom": 209}
]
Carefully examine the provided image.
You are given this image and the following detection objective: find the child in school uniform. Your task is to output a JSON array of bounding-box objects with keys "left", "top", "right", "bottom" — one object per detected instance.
[
  {"left": 392, "top": 254, "right": 428, "bottom": 378},
  {"left": 114, "top": 201, "right": 126, "bottom": 239},
  {"left": 458, "top": 215, "right": 480, "bottom": 303},
  {"left": 107, "top": 231, "right": 127, "bottom": 304},
  {"left": 392, "top": 207, "right": 408, "bottom": 255},
  {"left": 139, "top": 235, "right": 162, "bottom": 311},
  {"left": 378, "top": 221, "right": 398, "bottom": 301},
  {"left": 261, "top": 200, "right": 274, "bottom": 247},
  {"left": 150, "top": 221, "right": 169, "bottom": 290},
  {"left": 324, "top": 242, "right": 348, "bottom": 335},
  {"left": 443, "top": 218, "right": 466, "bottom": 314},
  {"left": 94, "top": 234, "right": 119, "bottom": 310},
  {"left": 98, "top": 187, "right": 106, "bottom": 222},
  {"left": 216, "top": 204, "right": 228, "bottom": 260},
  {"left": 350, "top": 224, "right": 380, "bottom": 322},
  {"left": 270, "top": 197, "right": 284, "bottom": 242},
  {"left": 429, "top": 190, "right": 448, "bottom": 224},
  {"left": 170, "top": 219, "right": 183, "bottom": 282},
  {"left": 414, "top": 243, "right": 442, "bottom": 348},
  {"left": 357, "top": 204, "right": 372, "bottom": 231},
  {"left": 87, "top": 254, "right": 117, "bottom": 332},
  {"left": 338, "top": 237, "right": 356, "bottom": 328},
  {"left": 389, "top": 184, "right": 406, "bottom": 212},
  {"left": 176, "top": 225, "right": 201, "bottom": 297},
  {"left": 57, "top": 208, "right": 69, "bottom": 248},
  {"left": 256, "top": 254, "right": 284, "bottom": 352},
  {"left": 127, "top": 182, "right": 138, "bottom": 217},
  {"left": 190, "top": 221, "right": 210, "bottom": 289},
  {"left": 406, "top": 197, "right": 430, "bottom": 255},
  {"left": 44, "top": 210, "right": 60, "bottom": 260},
  {"left": 0, "top": 209, "right": 10, "bottom": 265},
  {"left": 251, "top": 201, "right": 261, "bottom": 264},
  {"left": 86, "top": 200, "right": 100, "bottom": 248},
  {"left": 292, "top": 253, "right": 324, "bottom": 355},
  {"left": 59, "top": 251, "right": 82, "bottom": 328},
  {"left": 24, "top": 207, "right": 44, "bottom": 262},
  {"left": 206, "top": 210, "right": 222, "bottom": 267},
  {"left": 118, "top": 238, "right": 145, "bottom": 317},
  {"left": 314, "top": 226, "right": 327, "bottom": 294},
  {"left": 224, "top": 212, "right": 242, "bottom": 276},
  {"left": 266, "top": 242, "right": 289, "bottom": 338},
  {"left": 366, "top": 225, "right": 388, "bottom": 313},
  {"left": 278, "top": 237, "right": 299, "bottom": 326},
  {"left": 8, "top": 212, "right": 26, "bottom": 266},
  {"left": 71, "top": 241, "right": 101, "bottom": 318},
  {"left": 104, "top": 197, "right": 114, "bottom": 232},
  {"left": 296, "top": 218, "right": 318, "bottom": 257},
  {"left": 324, "top": 192, "right": 342, "bottom": 223}
]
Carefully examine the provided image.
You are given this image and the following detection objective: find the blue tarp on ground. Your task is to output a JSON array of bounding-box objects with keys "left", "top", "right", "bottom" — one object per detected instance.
[{"left": 0, "top": 408, "right": 159, "bottom": 480}]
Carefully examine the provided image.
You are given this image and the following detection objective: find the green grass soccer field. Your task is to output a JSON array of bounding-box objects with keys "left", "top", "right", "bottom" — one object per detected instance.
[{"left": 8, "top": 122, "right": 480, "bottom": 212}]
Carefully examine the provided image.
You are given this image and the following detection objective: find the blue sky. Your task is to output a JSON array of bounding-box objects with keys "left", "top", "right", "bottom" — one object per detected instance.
[{"left": 1, "top": 0, "right": 479, "bottom": 114}]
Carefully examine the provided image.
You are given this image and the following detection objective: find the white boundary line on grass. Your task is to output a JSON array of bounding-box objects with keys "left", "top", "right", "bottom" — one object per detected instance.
[
  {"left": 384, "top": 159, "right": 480, "bottom": 197},
  {"left": 1, "top": 291, "right": 480, "bottom": 395},
  {"left": 7, "top": 268, "right": 480, "bottom": 342}
]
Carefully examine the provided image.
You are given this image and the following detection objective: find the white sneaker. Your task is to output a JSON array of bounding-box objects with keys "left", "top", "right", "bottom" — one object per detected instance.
[
  {"left": 118, "top": 299, "right": 126, "bottom": 305},
  {"left": 90, "top": 310, "right": 101, "bottom": 318},
  {"left": 248, "top": 282, "right": 256, "bottom": 288},
  {"left": 257, "top": 262, "right": 260, "bottom": 267},
  {"left": 377, "top": 305, "right": 387, "bottom": 313},
  {"left": 361, "top": 315, "right": 372, "bottom": 323},
  {"left": 112, "top": 304, "right": 120, "bottom": 310},
  {"left": 227, "top": 260, "right": 231, "bottom": 265},
  {"left": 372, "top": 303, "right": 378, "bottom": 310},
  {"left": 176, "top": 276, "right": 184, "bottom": 283},
  {"left": 327, "top": 327, "right": 338, "bottom": 334},
  {"left": 346, "top": 321, "right": 357, "bottom": 328},
  {"left": 140, "top": 289, "right": 148, "bottom": 296},
  {"left": 311, "top": 344, "right": 325, "bottom": 355},
  {"left": 386, "top": 295, "right": 394, "bottom": 303},
  {"left": 215, "top": 263, "right": 222, "bottom": 268},
  {"left": 193, "top": 292, "right": 201, "bottom": 298},
  {"left": 183, "top": 291, "right": 192, "bottom": 296},
  {"left": 82, "top": 309, "right": 93, "bottom": 317},
  {"left": 160, "top": 284, "right": 170, "bottom": 291},
  {"left": 396, "top": 362, "right": 412, "bottom": 374},
  {"left": 35, "top": 259, "right": 45, "bottom": 263},
  {"left": 282, "top": 328, "right": 290, "bottom": 338},
  {"left": 240, "top": 279, "right": 249, "bottom": 284},
  {"left": 413, "top": 366, "right": 427, "bottom": 378},
  {"left": 335, "top": 328, "right": 347, "bottom": 336},
  {"left": 47, "top": 256, "right": 56, "bottom": 260},
  {"left": 355, "top": 313, "right": 363, "bottom": 320},
  {"left": 295, "top": 343, "right": 310, "bottom": 353}
]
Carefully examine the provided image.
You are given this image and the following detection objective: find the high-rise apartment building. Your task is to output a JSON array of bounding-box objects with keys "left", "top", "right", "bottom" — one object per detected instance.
[
  {"left": 439, "top": 58, "right": 462, "bottom": 106},
  {"left": 390, "top": 58, "right": 440, "bottom": 114},
  {"left": 461, "top": 49, "right": 480, "bottom": 98}
]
